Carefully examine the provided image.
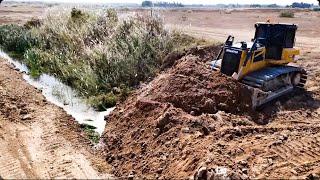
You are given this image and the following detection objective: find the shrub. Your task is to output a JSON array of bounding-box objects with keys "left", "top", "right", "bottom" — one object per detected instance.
[
  {"left": 280, "top": 11, "right": 295, "bottom": 18},
  {"left": 314, "top": 8, "right": 320, "bottom": 11},
  {"left": 88, "top": 93, "right": 118, "bottom": 111},
  {"left": 24, "top": 48, "right": 43, "bottom": 77},
  {"left": 24, "top": 18, "right": 42, "bottom": 29},
  {"left": 0, "top": 24, "right": 36, "bottom": 58}
]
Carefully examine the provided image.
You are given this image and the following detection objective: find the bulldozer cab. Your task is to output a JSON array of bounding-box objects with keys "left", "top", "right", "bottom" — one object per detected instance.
[{"left": 254, "top": 23, "right": 297, "bottom": 60}]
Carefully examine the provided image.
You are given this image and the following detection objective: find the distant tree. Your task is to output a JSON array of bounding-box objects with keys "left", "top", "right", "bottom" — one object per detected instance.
[
  {"left": 250, "top": 4, "right": 262, "bottom": 8},
  {"left": 267, "top": 4, "right": 280, "bottom": 8},
  {"left": 142, "top": 1, "right": 153, "bottom": 7},
  {"left": 292, "top": 2, "right": 312, "bottom": 8},
  {"left": 0, "top": 0, "right": 3, "bottom": 4},
  {"left": 318, "top": 0, "right": 320, "bottom": 6},
  {"left": 153, "top": 1, "right": 184, "bottom": 8},
  {"left": 142, "top": 1, "right": 184, "bottom": 8}
]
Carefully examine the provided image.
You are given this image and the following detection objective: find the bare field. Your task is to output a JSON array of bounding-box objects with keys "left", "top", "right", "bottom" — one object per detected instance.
[
  {"left": 0, "top": 2, "right": 45, "bottom": 24},
  {"left": 160, "top": 9, "right": 320, "bottom": 49}
]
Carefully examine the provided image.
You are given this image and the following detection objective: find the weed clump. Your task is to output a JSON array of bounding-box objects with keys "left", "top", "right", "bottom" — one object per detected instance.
[
  {"left": 280, "top": 11, "right": 295, "bottom": 18},
  {"left": 24, "top": 18, "right": 42, "bottom": 29},
  {"left": 0, "top": 8, "right": 207, "bottom": 110},
  {"left": 88, "top": 93, "right": 118, "bottom": 111},
  {"left": 80, "top": 123, "right": 100, "bottom": 144}
]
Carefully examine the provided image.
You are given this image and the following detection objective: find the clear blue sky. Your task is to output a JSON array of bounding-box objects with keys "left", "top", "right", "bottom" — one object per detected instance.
[{"left": 10, "top": 0, "right": 319, "bottom": 5}]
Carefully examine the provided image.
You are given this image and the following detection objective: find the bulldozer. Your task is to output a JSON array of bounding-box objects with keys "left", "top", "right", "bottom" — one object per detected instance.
[{"left": 211, "top": 22, "right": 307, "bottom": 109}]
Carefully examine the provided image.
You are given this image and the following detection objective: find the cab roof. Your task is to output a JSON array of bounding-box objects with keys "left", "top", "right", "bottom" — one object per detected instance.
[{"left": 255, "top": 22, "right": 298, "bottom": 28}]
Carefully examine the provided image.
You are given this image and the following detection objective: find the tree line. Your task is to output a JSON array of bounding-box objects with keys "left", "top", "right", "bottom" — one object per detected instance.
[
  {"left": 249, "top": 2, "right": 319, "bottom": 8},
  {"left": 291, "top": 2, "right": 312, "bottom": 8},
  {"left": 142, "top": 1, "right": 184, "bottom": 7}
]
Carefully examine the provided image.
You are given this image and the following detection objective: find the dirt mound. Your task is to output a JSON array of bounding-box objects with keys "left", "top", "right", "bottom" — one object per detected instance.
[
  {"left": 148, "top": 56, "right": 252, "bottom": 115},
  {"left": 161, "top": 45, "right": 221, "bottom": 70},
  {"left": 101, "top": 45, "right": 261, "bottom": 178}
]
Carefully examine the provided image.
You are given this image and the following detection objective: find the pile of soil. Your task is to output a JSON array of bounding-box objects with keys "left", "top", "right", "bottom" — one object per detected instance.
[
  {"left": 149, "top": 56, "right": 252, "bottom": 115},
  {"left": 101, "top": 45, "right": 261, "bottom": 178}
]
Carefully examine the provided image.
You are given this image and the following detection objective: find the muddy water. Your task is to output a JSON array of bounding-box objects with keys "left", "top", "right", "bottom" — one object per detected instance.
[{"left": 0, "top": 50, "right": 114, "bottom": 135}]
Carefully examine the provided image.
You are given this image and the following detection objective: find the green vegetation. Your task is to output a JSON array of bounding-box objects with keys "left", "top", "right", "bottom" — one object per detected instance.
[
  {"left": 291, "top": 2, "right": 312, "bottom": 8},
  {"left": 142, "top": 1, "right": 153, "bottom": 7},
  {"left": 279, "top": 11, "right": 295, "bottom": 18},
  {"left": 80, "top": 123, "right": 100, "bottom": 144},
  {"left": 314, "top": 8, "right": 320, "bottom": 11},
  {"left": 141, "top": 1, "right": 184, "bottom": 7},
  {"left": 0, "top": 8, "right": 206, "bottom": 110},
  {"left": 88, "top": 93, "right": 118, "bottom": 111},
  {"left": 0, "top": 24, "right": 36, "bottom": 59}
]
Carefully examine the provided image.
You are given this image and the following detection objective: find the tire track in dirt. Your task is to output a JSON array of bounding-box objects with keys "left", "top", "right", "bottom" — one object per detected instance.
[
  {"left": 254, "top": 135, "right": 320, "bottom": 178},
  {"left": 0, "top": 118, "right": 34, "bottom": 179}
]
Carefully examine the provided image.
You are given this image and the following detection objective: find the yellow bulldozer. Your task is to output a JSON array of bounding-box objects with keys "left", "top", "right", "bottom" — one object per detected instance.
[{"left": 211, "top": 22, "right": 307, "bottom": 109}]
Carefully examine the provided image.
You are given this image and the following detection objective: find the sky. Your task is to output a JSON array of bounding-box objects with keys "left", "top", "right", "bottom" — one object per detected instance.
[{"left": 11, "top": 0, "right": 319, "bottom": 5}]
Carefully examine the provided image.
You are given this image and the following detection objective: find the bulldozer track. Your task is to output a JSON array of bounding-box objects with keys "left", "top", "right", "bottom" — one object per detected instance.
[
  {"left": 254, "top": 135, "right": 320, "bottom": 178},
  {"left": 0, "top": 155, "right": 27, "bottom": 179},
  {"left": 297, "top": 70, "right": 308, "bottom": 88},
  {"left": 0, "top": 124, "right": 32, "bottom": 179},
  {"left": 0, "top": 107, "right": 110, "bottom": 180}
]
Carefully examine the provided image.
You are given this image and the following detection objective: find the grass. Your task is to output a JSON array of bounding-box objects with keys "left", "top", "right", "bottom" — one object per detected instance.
[
  {"left": 80, "top": 123, "right": 100, "bottom": 144},
  {"left": 0, "top": 8, "right": 207, "bottom": 110},
  {"left": 280, "top": 11, "right": 295, "bottom": 18}
]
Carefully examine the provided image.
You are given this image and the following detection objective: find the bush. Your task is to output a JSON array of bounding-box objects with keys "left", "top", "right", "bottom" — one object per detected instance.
[
  {"left": 24, "top": 18, "right": 42, "bottom": 29},
  {"left": 314, "top": 8, "right": 320, "bottom": 11},
  {"left": 88, "top": 93, "right": 118, "bottom": 111},
  {"left": 0, "top": 24, "right": 36, "bottom": 58},
  {"left": 280, "top": 11, "right": 295, "bottom": 18}
]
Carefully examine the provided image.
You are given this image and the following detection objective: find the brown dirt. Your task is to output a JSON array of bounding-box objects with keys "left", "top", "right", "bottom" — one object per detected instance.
[
  {"left": 149, "top": 57, "right": 251, "bottom": 115},
  {"left": 0, "top": 59, "right": 112, "bottom": 179},
  {"left": 158, "top": 45, "right": 254, "bottom": 116},
  {"left": 102, "top": 40, "right": 320, "bottom": 178}
]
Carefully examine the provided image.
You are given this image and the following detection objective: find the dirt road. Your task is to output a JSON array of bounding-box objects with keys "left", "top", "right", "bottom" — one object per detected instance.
[{"left": 0, "top": 59, "right": 112, "bottom": 179}]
